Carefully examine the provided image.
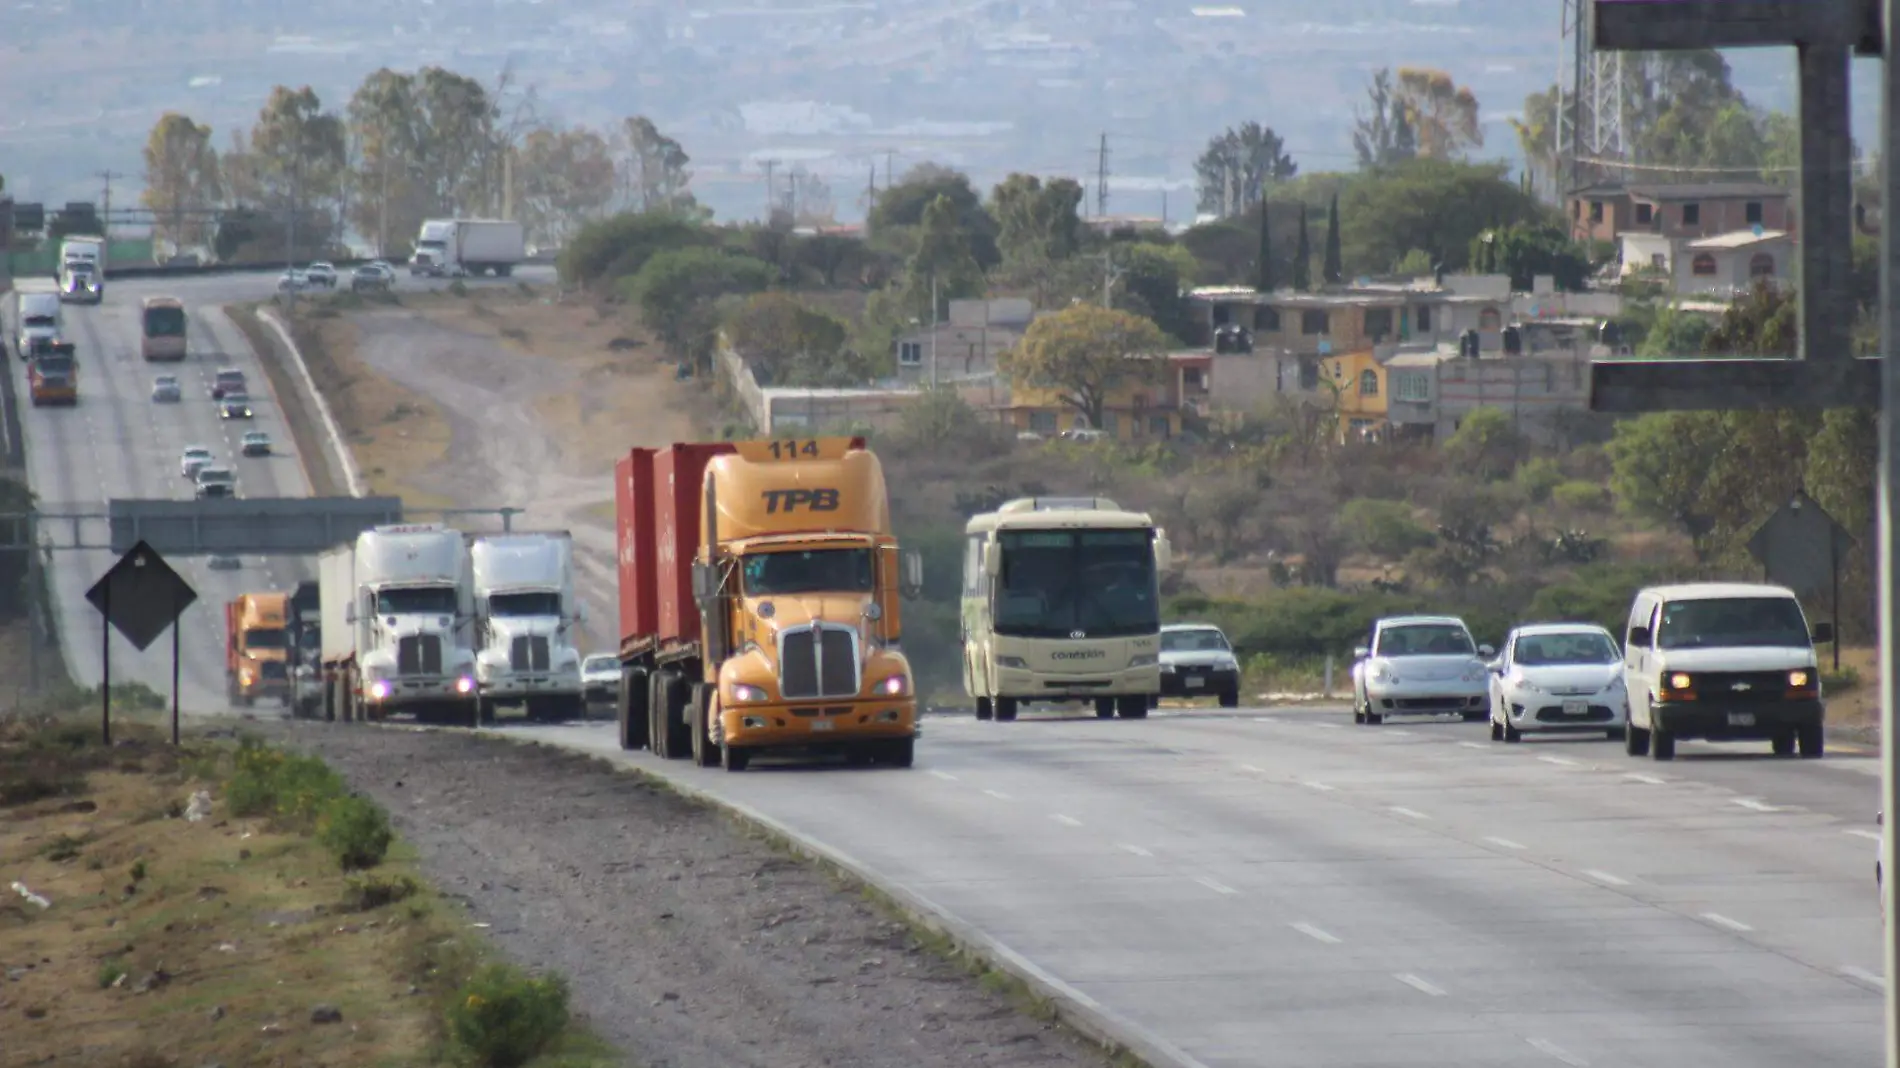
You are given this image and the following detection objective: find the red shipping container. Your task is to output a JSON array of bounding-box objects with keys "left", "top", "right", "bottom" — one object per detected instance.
[{"left": 616, "top": 442, "right": 735, "bottom": 651}]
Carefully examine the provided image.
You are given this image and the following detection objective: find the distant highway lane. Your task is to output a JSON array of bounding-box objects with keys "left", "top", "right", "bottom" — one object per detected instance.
[{"left": 503, "top": 707, "right": 1885, "bottom": 1068}]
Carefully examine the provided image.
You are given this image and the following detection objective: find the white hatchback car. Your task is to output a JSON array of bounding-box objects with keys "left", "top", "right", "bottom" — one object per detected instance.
[
  {"left": 1488, "top": 623, "right": 1627, "bottom": 743},
  {"left": 180, "top": 445, "right": 214, "bottom": 479},
  {"left": 1351, "top": 615, "right": 1494, "bottom": 725}
]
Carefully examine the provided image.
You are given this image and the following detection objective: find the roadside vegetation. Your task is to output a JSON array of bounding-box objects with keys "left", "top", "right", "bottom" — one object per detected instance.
[{"left": 0, "top": 685, "right": 616, "bottom": 1068}]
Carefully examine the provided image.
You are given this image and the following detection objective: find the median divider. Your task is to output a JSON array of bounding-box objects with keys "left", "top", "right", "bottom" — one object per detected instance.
[{"left": 254, "top": 306, "right": 366, "bottom": 498}]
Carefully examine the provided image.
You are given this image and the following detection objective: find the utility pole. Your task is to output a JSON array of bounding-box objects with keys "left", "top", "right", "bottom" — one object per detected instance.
[
  {"left": 762, "top": 159, "right": 778, "bottom": 220},
  {"left": 885, "top": 150, "right": 894, "bottom": 189},
  {"left": 1096, "top": 133, "right": 1109, "bottom": 218},
  {"left": 929, "top": 273, "right": 939, "bottom": 389},
  {"left": 286, "top": 158, "right": 301, "bottom": 310},
  {"left": 97, "top": 170, "right": 126, "bottom": 241},
  {"left": 1101, "top": 247, "right": 1127, "bottom": 308},
  {"left": 378, "top": 148, "right": 389, "bottom": 258},
  {"left": 789, "top": 170, "right": 801, "bottom": 221}
]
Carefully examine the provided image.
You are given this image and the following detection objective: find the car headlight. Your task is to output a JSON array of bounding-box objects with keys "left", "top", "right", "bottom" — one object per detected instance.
[
  {"left": 1129, "top": 654, "right": 1157, "bottom": 668},
  {"left": 1371, "top": 665, "right": 1398, "bottom": 685},
  {"left": 874, "top": 675, "right": 909, "bottom": 696},
  {"left": 996, "top": 655, "right": 1029, "bottom": 670},
  {"left": 1511, "top": 675, "right": 1543, "bottom": 694},
  {"left": 730, "top": 683, "right": 767, "bottom": 703},
  {"left": 1463, "top": 664, "right": 1486, "bottom": 683},
  {"left": 1789, "top": 670, "right": 1811, "bottom": 688}
]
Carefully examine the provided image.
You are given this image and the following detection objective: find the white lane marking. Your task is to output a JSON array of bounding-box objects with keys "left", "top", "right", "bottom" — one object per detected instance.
[
  {"left": 1841, "top": 965, "right": 1887, "bottom": 989},
  {"left": 1383, "top": 728, "right": 1413, "bottom": 736},
  {"left": 1301, "top": 781, "right": 1336, "bottom": 793},
  {"left": 1389, "top": 805, "right": 1431, "bottom": 821},
  {"left": 1394, "top": 973, "right": 1447, "bottom": 997},
  {"left": 1311, "top": 722, "right": 1342, "bottom": 730},
  {"left": 927, "top": 769, "right": 958, "bottom": 781},
  {"left": 1289, "top": 921, "right": 1341, "bottom": 944},
  {"left": 1051, "top": 814, "right": 1082, "bottom": 827},
  {"left": 1459, "top": 741, "right": 1489, "bottom": 750},
  {"left": 1484, "top": 836, "right": 1527, "bottom": 851},
  {"left": 1732, "top": 798, "right": 1781, "bottom": 813},
  {"left": 982, "top": 789, "right": 1011, "bottom": 800},
  {"left": 1527, "top": 1036, "right": 1590, "bottom": 1066},
  {"left": 1624, "top": 773, "right": 1667, "bottom": 785},
  {"left": 1193, "top": 875, "right": 1238, "bottom": 895},
  {"left": 1583, "top": 869, "right": 1630, "bottom": 887},
  {"left": 1845, "top": 829, "right": 1883, "bottom": 842},
  {"left": 1238, "top": 763, "right": 1264, "bottom": 773},
  {"left": 1538, "top": 754, "right": 1581, "bottom": 767},
  {"left": 1119, "top": 844, "right": 1153, "bottom": 858},
  {"left": 1701, "top": 912, "right": 1753, "bottom": 933}
]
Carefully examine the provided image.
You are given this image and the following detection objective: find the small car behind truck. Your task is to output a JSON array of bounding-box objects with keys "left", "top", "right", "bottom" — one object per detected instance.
[
  {"left": 1351, "top": 615, "right": 1494, "bottom": 726},
  {"left": 1158, "top": 623, "right": 1241, "bottom": 707}
]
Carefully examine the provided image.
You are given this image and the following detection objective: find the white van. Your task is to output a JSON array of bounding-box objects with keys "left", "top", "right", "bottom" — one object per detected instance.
[{"left": 1621, "top": 582, "right": 1830, "bottom": 761}]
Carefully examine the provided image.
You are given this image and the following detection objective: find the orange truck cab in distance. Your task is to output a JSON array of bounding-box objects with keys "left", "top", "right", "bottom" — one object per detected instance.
[
  {"left": 226, "top": 593, "right": 291, "bottom": 705},
  {"left": 27, "top": 341, "right": 77, "bottom": 406},
  {"left": 613, "top": 436, "right": 925, "bottom": 771}
]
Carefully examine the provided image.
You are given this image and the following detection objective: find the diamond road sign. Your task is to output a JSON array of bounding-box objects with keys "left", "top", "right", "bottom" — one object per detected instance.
[{"left": 85, "top": 540, "right": 197, "bottom": 651}]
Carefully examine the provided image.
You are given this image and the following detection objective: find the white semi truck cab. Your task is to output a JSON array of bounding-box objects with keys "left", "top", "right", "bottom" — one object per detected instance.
[
  {"left": 410, "top": 218, "right": 525, "bottom": 278},
  {"left": 469, "top": 531, "right": 584, "bottom": 722},
  {"left": 319, "top": 524, "right": 479, "bottom": 725}
]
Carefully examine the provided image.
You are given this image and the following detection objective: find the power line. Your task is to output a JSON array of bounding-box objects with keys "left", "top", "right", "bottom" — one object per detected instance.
[{"left": 96, "top": 170, "right": 127, "bottom": 239}]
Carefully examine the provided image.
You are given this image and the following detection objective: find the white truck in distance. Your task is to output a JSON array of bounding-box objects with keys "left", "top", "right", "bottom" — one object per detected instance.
[
  {"left": 318, "top": 524, "right": 479, "bottom": 725},
  {"left": 469, "top": 531, "right": 585, "bottom": 722},
  {"left": 410, "top": 218, "right": 525, "bottom": 277},
  {"left": 58, "top": 235, "right": 103, "bottom": 273}
]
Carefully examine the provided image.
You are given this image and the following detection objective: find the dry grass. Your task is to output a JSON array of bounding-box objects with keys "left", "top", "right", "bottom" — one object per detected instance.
[{"left": 1824, "top": 645, "right": 1879, "bottom": 736}]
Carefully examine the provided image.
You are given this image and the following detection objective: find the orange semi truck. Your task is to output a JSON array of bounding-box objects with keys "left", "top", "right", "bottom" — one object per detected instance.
[
  {"left": 226, "top": 593, "right": 292, "bottom": 706},
  {"left": 612, "top": 436, "right": 924, "bottom": 770}
]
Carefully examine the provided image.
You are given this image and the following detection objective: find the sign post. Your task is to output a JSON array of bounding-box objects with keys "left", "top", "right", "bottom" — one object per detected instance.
[{"left": 84, "top": 540, "right": 197, "bottom": 745}]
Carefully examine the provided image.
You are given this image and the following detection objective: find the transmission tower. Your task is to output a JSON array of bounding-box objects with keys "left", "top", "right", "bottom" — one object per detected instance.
[{"left": 1557, "top": 0, "right": 1630, "bottom": 196}]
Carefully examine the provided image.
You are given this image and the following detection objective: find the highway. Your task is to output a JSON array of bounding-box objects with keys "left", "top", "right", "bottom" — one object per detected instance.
[{"left": 505, "top": 708, "right": 1885, "bottom": 1068}]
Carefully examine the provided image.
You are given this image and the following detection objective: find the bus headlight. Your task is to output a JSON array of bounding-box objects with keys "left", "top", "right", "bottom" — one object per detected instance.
[{"left": 1129, "top": 654, "right": 1157, "bottom": 668}]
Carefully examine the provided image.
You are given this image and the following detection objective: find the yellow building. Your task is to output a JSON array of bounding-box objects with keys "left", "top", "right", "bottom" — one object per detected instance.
[
  {"left": 1318, "top": 349, "right": 1388, "bottom": 441},
  {"left": 1003, "top": 352, "right": 1209, "bottom": 441}
]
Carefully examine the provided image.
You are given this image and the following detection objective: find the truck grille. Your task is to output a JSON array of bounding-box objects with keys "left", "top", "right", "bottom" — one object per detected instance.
[
  {"left": 259, "top": 661, "right": 288, "bottom": 681},
  {"left": 1690, "top": 670, "right": 1797, "bottom": 704},
  {"left": 398, "top": 635, "right": 443, "bottom": 675},
  {"left": 509, "top": 636, "right": 551, "bottom": 672},
  {"left": 780, "top": 625, "right": 859, "bottom": 700}
]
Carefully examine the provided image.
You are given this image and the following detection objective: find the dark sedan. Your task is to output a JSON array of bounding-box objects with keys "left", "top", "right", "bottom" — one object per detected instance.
[{"left": 219, "top": 392, "right": 255, "bottom": 419}]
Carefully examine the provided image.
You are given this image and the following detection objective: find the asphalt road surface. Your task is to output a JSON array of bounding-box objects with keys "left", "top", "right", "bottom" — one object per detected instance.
[{"left": 502, "top": 705, "right": 1885, "bottom": 1068}]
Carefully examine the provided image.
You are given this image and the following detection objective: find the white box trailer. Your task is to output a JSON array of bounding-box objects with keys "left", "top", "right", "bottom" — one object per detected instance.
[
  {"left": 410, "top": 218, "right": 524, "bottom": 278},
  {"left": 318, "top": 524, "right": 479, "bottom": 725},
  {"left": 469, "top": 531, "right": 585, "bottom": 722},
  {"left": 10, "top": 279, "right": 61, "bottom": 358}
]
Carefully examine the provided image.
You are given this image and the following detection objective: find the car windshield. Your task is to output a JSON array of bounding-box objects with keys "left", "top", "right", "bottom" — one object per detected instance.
[
  {"left": 741, "top": 548, "right": 875, "bottom": 595},
  {"left": 993, "top": 528, "right": 1159, "bottom": 639},
  {"left": 198, "top": 469, "right": 232, "bottom": 483},
  {"left": 155, "top": 377, "right": 177, "bottom": 388},
  {"left": 1376, "top": 623, "right": 1475, "bottom": 657},
  {"left": 224, "top": 393, "right": 249, "bottom": 403},
  {"left": 1514, "top": 631, "right": 1618, "bottom": 666},
  {"left": 1657, "top": 596, "right": 1811, "bottom": 649},
  {"left": 375, "top": 586, "right": 459, "bottom": 615},
  {"left": 489, "top": 591, "right": 563, "bottom": 617},
  {"left": 583, "top": 656, "right": 617, "bottom": 673},
  {"left": 185, "top": 448, "right": 210, "bottom": 459},
  {"left": 217, "top": 373, "right": 244, "bottom": 385},
  {"left": 1162, "top": 628, "right": 1230, "bottom": 652}
]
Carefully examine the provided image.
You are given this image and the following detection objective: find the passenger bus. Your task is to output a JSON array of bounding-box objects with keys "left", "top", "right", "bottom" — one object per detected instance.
[
  {"left": 960, "top": 497, "right": 1169, "bottom": 723},
  {"left": 140, "top": 296, "right": 187, "bottom": 361}
]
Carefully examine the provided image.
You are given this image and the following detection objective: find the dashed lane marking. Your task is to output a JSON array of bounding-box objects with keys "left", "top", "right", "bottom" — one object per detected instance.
[
  {"left": 1731, "top": 798, "right": 1781, "bottom": 813},
  {"left": 1394, "top": 973, "right": 1447, "bottom": 997},
  {"left": 1583, "top": 869, "right": 1629, "bottom": 887},
  {"left": 1389, "top": 806, "right": 1431, "bottom": 821},
  {"left": 982, "top": 789, "right": 1011, "bottom": 801},
  {"left": 1527, "top": 1037, "right": 1590, "bottom": 1066},
  {"left": 1119, "top": 844, "right": 1153, "bottom": 858},
  {"left": 1841, "top": 965, "right": 1886, "bottom": 990},
  {"left": 1845, "top": 829, "right": 1882, "bottom": 842},
  {"left": 927, "top": 770, "right": 958, "bottom": 781},
  {"left": 1702, "top": 912, "right": 1753, "bottom": 933},
  {"left": 1624, "top": 773, "right": 1667, "bottom": 785},
  {"left": 1484, "top": 836, "right": 1527, "bottom": 851},
  {"left": 1290, "top": 921, "right": 1341, "bottom": 944},
  {"left": 1193, "top": 876, "right": 1238, "bottom": 895},
  {"left": 1051, "top": 814, "right": 1082, "bottom": 827},
  {"left": 1538, "top": 754, "right": 1581, "bottom": 767},
  {"left": 1301, "top": 781, "right": 1336, "bottom": 793}
]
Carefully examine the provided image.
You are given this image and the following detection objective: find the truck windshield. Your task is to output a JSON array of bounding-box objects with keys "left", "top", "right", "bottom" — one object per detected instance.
[
  {"left": 143, "top": 307, "right": 185, "bottom": 337},
  {"left": 23, "top": 313, "right": 55, "bottom": 328},
  {"left": 376, "top": 586, "right": 459, "bottom": 615},
  {"left": 489, "top": 592, "right": 562, "bottom": 617},
  {"left": 742, "top": 548, "right": 874, "bottom": 595},
  {"left": 993, "top": 529, "right": 1158, "bottom": 638},
  {"left": 35, "top": 357, "right": 73, "bottom": 375},
  {"left": 1657, "top": 597, "right": 1811, "bottom": 649},
  {"left": 417, "top": 240, "right": 445, "bottom": 252},
  {"left": 245, "top": 628, "right": 288, "bottom": 650}
]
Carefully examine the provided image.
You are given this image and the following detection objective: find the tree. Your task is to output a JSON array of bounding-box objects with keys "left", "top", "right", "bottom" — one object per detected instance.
[
  {"left": 1112, "top": 243, "right": 1198, "bottom": 343},
  {"left": 1511, "top": 86, "right": 1563, "bottom": 200},
  {"left": 783, "top": 165, "right": 835, "bottom": 226},
  {"left": 623, "top": 248, "right": 773, "bottom": 361},
  {"left": 0, "top": 476, "right": 31, "bottom": 617},
  {"left": 1353, "top": 69, "right": 1417, "bottom": 169},
  {"left": 900, "top": 194, "right": 985, "bottom": 321},
  {"left": 1322, "top": 194, "right": 1342, "bottom": 284},
  {"left": 240, "top": 86, "right": 347, "bottom": 253},
  {"left": 1443, "top": 407, "right": 1524, "bottom": 480},
  {"left": 141, "top": 112, "right": 222, "bottom": 248},
  {"left": 990, "top": 173, "right": 1083, "bottom": 265},
  {"left": 1194, "top": 122, "right": 1296, "bottom": 217},
  {"left": 515, "top": 125, "right": 616, "bottom": 245},
  {"left": 868, "top": 164, "right": 1000, "bottom": 268},
  {"left": 558, "top": 210, "right": 715, "bottom": 287},
  {"left": 1292, "top": 209, "right": 1311, "bottom": 290},
  {"left": 1338, "top": 159, "right": 1544, "bottom": 275},
  {"left": 793, "top": 232, "right": 866, "bottom": 288},
  {"left": 724, "top": 292, "right": 859, "bottom": 387},
  {"left": 1000, "top": 305, "right": 1172, "bottom": 431},
  {"left": 1469, "top": 223, "right": 1591, "bottom": 291},
  {"left": 1338, "top": 499, "right": 1435, "bottom": 559},
  {"left": 1395, "top": 69, "right": 1483, "bottom": 159},
  {"left": 613, "top": 116, "right": 696, "bottom": 214}
]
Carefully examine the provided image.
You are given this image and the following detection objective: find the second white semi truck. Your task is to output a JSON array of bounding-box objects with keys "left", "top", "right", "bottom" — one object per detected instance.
[
  {"left": 469, "top": 531, "right": 585, "bottom": 722},
  {"left": 319, "top": 523, "right": 479, "bottom": 725},
  {"left": 410, "top": 218, "right": 525, "bottom": 277}
]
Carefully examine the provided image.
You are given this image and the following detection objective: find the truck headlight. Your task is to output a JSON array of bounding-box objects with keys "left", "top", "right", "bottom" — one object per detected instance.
[
  {"left": 996, "top": 656, "right": 1029, "bottom": 670},
  {"left": 368, "top": 680, "right": 391, "bottom": 700},
  {"left": 1128, "top": 654, "right": 1157, "bottom": 668},
  {"left": 874, "top": 675, "right": 909, "bottom": 696},
  {"left": 455, "top": 676, "right": 476, "bottom": 694},
  {"left": 730, "top": 683, "right": 767, "bottom": 703}
]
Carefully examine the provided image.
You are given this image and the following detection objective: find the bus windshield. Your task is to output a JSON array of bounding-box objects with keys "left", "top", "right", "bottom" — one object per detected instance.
[
  {"left": 993, "top": 529, "right": 1158, "bottom": 639},
  {"left": 143, "top": 306, "right": 186, "bottom": 337}
]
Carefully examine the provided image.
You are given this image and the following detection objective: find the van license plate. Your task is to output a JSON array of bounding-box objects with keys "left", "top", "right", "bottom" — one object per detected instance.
[
  {"left": 1728, "top": 712, "right": 1755, "bottom": 727},
  {"left": 1561, "top": 700, "right": 1588, "bottom": 716},
  {"left": 1184, "top": 677, "right": 1203, "bottom": 688},
  {"left": 810, "top": 719, "right": 834, "bottom": 732}
]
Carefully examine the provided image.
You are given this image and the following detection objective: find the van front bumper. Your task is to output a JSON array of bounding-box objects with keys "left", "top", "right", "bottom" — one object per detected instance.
[{"left": 1652, "top": 698, "right": 1823, "bottom": 740}]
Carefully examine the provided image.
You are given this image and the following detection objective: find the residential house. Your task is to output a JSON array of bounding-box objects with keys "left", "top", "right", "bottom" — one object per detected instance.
[
  {"left": 1567, "top": 181, "right": 1791, "bottom": 245},
  {"left": 1317, "top": 348, "right": 1389, "bottom": 441},
  {"left": 1003, "top": 352, "right": 1210, "bottom": 441},
  {"left": 1674, "top": 230, "right": 1793, "bottom": 297},
  {"left": 1383, "top": 344, "right": 1596, "bottom": 447},
  {"left": 894, "top": 297, "right": 1035, "bottom": 385}
]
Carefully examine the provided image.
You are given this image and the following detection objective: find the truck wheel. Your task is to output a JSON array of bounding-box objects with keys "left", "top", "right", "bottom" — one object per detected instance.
[
  {"left": 1625, "top": 723, "right": 1650, "bottom": 757},
  {"left": 618, "top": 668, "right": 649, "bottom": 751},
  {"left": 465, "top": 699, "right": 482, "bottom": 729},
  {"left": 1798, "top": 723, "right": 1825, "bottom": 758},
  {"left": 1115, "top": 695, "right": 1148, "bottom": 719},
  {"left": 655, "top": 671, "right": 692, "bottom": 760},
  {"left": 477, "top": 697, "right": 495, "bottom": 726},
  {"left": 647, "top": 671, "right": 672, "bottom": 758},
  {"left": 722, "top": 743, "right": 750, "bottom": 772},
  {"left": 882, "top": 738, "right": 916, "bottom": 768},
  {"left": 975, "top": 697, "right": 992, "bottom": 721},
  {"left": 1094, "top": 697, "right": 1116, "bottom": 719},
  {"left": 1218, "top": 687, "right": 1240, "bottom": 708},
  {"left": 1772, "top": 730, "right": 1796, "bottom": 757},
  {"left": 1651, "top": 729, "right": 1676, "bottom": 761},
  {"left": 994, "top": 697, "right": 1018, "bottom": 722},
  {"left": 690, "top": 683, "right": 719, "bottom": 767}
]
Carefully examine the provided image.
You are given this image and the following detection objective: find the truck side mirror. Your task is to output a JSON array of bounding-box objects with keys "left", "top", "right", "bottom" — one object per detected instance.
[
  {"left": 1154, "top": 530, "right": 1173, "bottom": 572},
  {"left": 1812, "top": 622, "right": 1835, "bottom": 645},
  {"left": 574, "top": 603, "right": 587, "bottom": 624},
  {"left": 345, "top": 604, "right": 356, "bottom": 623},
  {"left": 1478, "top": 644, "right": 1495, "bottom": 658},
  {"left": 691, "top": 561, "right": 721, "bottom": 601},
  {"left": 900, "top": 547, "right": 924, "bottom": 600},
  {"left": 982, "top": 542, "right": 1000, "bottom": 577},
  {"left": 1352, "top": 644, "right": 1369, "bottom": 660},
  {"left": 1627, "top": 626, "right": 1651, "bottom": 648}
]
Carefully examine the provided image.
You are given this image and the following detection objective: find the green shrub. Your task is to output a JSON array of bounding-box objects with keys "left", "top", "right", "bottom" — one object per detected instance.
[
  {"left": 223, "top": 739, "right": 348, "bottom": 828},
  {"left": 1338, "top": 499, "right": 1435, "bottom": 559},
  {"left": 446, "top": 963, "right": 572, "bottom": 1068},
  {"left": 318, "top": 795, "right": 394, "bottom": 871},
  {"left": 97, "top": 958, "right": 126, "bottom": 989},
  {"left": 1514, "top": 457, "right": 1564, "bottom": 503},
  {"left": 1822, "top": 665, "right": 1862, "bottom": 692},
  {"left": 1551, "top": 480, "right": 1608, "bottom": 511},
  {"left": 1522, "top": 564, "right": 1665, "bottom": 635},
  {"left": 342, "top": 872, "right": 420, "bottom": 911}
]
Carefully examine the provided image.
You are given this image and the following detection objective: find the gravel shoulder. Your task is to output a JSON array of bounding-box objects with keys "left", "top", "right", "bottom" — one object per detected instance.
[{"left": 251, "top": 717, "right": 1124, "bottom": 1068}]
